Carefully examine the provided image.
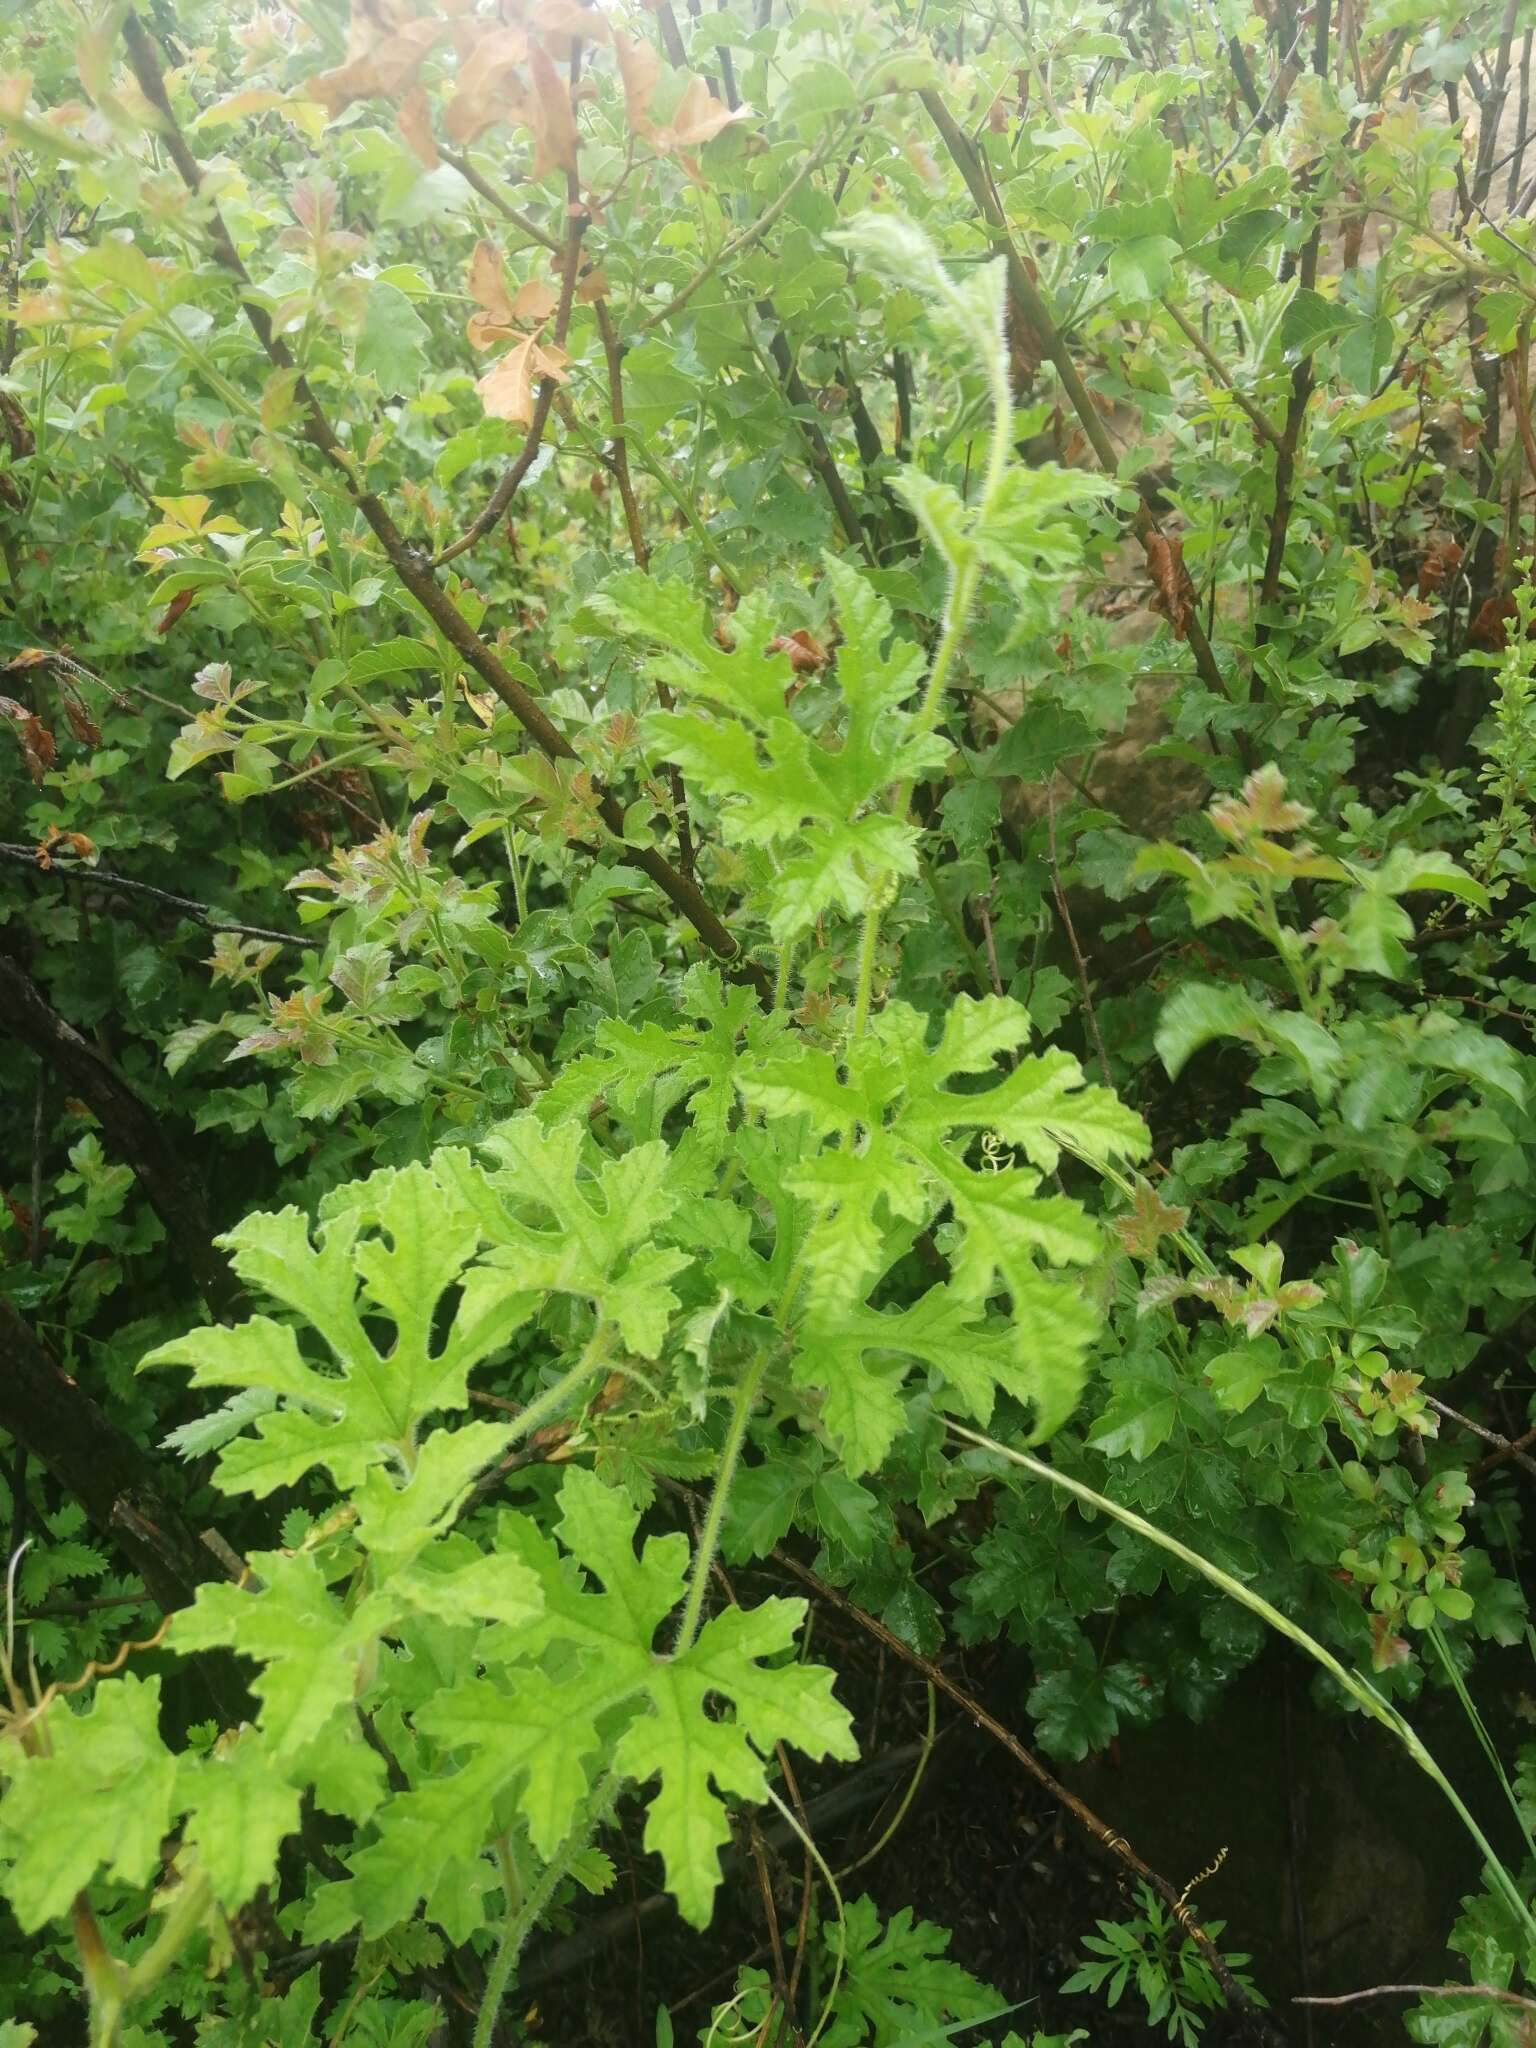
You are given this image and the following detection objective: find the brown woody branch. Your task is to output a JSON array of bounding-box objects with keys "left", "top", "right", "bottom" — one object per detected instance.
[
  {"left": 0, "top": 1301, "right": 237, "bottom": 1625},
  {"left": 593, "top": 297, "right": 697, "bottom": 877},
  {"left": 0, "top": 842, "right": 304, "bottom": 950},
  {"left": 1160, "top": 298, "right": 1283, "bottom": 452},
  {"left": 435, "top": 58, "right": 588, "bottom": 571},
  {"left": 920, "top": 88, "right": 1233, "bottom": 708},
  {"left": 1257, "top": 0, "right": 1332, "bottom": 635},
  {"left": 120, "top": 14, "right": 766, "bottom": 1000},
  {"left": 0, "top": 955, "right": 243, "bottom": 1320},
  {"left": 761, "top": 310, "right": 872, "bottom": 557},
  {"left": 438, "top": 145, "right": 562, "bottom": 254},
  {"left": 772, "top": 1548, "right": 1283, "bottom": 2042}
]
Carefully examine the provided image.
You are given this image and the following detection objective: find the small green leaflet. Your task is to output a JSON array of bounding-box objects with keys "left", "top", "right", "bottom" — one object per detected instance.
[
  {"left": 356, "top": 281, "right": 429, "bottom": 397},
  {"left": 537, "top": 962, "right": 780, "bottom": 1167},
  {"left": 179, "top": 1732, "right": 303, "bottom": 1911}
]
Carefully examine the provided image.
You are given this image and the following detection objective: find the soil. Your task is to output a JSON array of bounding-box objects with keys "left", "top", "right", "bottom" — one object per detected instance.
[{"left": 527, "top": 1626, "right": 1530, "bottom": 2048}]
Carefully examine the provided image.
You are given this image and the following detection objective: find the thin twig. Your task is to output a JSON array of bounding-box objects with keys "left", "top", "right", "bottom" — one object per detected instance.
[
  {"left": 1424, "top": 1393, "right": 1536, "bottom": 1480},
  {"left": 637, "top": 114, "right": 858, "bottom": 338},
  {"left": 28, "top": 1065, "right": 44, "bottom": 1269},
  {"left": 434, "top": 57, "right": 588, "bottom": 570},
  {"left": 1295, "top": 1984, "right": 1536, "bottom": 2013},
  {"left": 1046, "top": 793, "right": 1112, "bottom": 1087},
  {"left": 773, "top": 1549, "right": 1281, "bottom": 2040},
  {"left": 592, "top": 298, "right": 696, "bottom": 879},
  {"left": 1161, "top": 296, "right": 1283, "bottom": 449},
  {"left": 0, "top": 842, "right": 306, "bottom": 949},
  {"left": 919, "top": 88, "right": 1233, "bottom": 710},
  {"left": 438, "top": 145, "right": 562, "bottom": 253}
]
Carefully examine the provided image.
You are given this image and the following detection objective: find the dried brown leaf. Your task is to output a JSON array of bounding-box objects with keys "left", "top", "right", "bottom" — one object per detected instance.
[
  {"left": 531, "top": 0, "right": 611, "bottom": 54},
  {"left": 476, "top": 333, "right": 570, "bottom": 425},
  {"left": 0, "top": 696, "right": 55, "bottom": 782},
  {"left": 307, "top": 4, "right": 445, "bottom": 115},
  {"left": 443, "top": 24, "right": 528, "bottom": 143},
  {"left": 526, "top": 38, "right": 578, "bottom": 177},
  {"left": 766, "top": 630, "right": 828, "bottom": 673},
  {"left": 612, "top": 28, "right": 660, "bottom": 133},
  {"left": 36, "top": 824, "right": 94, "bottom": 868},
  {"left": 396, "top": 82, "right": 439, "bottom": 167},
  {"left": 1143, "top": 531, "right": 1195, "bottom": 641},
  {"left": 59, "top": 686, "right": 100, "bottom": 746},
  {"left": 650, "top": 74, "right": 748, "bottom": 152}
]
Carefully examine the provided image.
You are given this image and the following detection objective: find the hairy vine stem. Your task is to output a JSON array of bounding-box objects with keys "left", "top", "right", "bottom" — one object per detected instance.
[
  {"left": 472, "top": 1775, "right": 619, "bottom": 2048},
  {"left": 672, "top": 1353, "right": 770, "bottom": 1656}
]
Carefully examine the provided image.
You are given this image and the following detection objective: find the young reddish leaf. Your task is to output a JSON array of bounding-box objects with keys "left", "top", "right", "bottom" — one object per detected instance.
[
  {"left": 1114, "top": 1179, "right": 1190, "bottom": 1260},
  {"left": 1208, "top": 764, "right": 1311, "bottom": 840}
]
